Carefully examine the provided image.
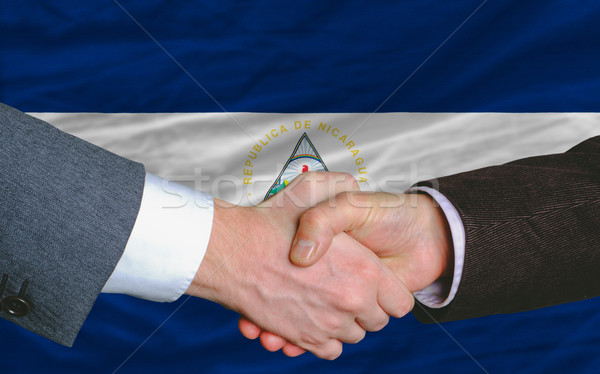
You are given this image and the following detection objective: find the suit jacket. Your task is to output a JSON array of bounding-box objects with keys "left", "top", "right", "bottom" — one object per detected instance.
[
  {"left": 0, "top": 103, "right": 145, "bottom": 346},
  {"left": 413, "top": 136, "right": 600, "bottom": 323}
]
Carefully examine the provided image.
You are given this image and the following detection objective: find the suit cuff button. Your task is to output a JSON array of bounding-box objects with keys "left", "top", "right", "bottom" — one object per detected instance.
[{"left": 3, "top": 296, "right": 31, "bottom": 317}]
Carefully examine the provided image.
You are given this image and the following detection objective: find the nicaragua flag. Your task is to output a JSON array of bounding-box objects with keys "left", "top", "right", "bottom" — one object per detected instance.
[{"left": 3, "top": 1, "right": 600, "bottom": 373}]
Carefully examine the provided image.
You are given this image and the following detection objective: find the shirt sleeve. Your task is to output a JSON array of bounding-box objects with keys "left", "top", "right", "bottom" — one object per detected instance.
[
  {"left": 408, "top": 186, "right": 465, "bottom": 309},
  {"left": 102, "top": 173, "right": 214, "bottom": 302}
]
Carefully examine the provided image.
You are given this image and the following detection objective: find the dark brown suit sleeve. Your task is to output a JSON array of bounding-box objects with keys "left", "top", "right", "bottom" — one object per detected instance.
[{"left": 412, "top": 136, "right": 600, "bottom": 323}]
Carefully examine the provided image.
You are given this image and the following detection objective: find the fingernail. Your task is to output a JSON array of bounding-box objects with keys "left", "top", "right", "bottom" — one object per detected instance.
[{"left": 292, "top": 239, "right": 316, "bottom": 261}]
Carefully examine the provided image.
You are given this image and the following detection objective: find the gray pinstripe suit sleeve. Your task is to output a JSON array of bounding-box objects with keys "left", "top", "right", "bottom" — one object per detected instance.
[{"left": 0, "top": 103, "right": 145, "bottom": 346}]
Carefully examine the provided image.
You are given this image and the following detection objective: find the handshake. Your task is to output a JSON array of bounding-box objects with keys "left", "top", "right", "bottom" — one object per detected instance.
[{"left": 187, "top": 172, "right": 453, "bottom": 360}]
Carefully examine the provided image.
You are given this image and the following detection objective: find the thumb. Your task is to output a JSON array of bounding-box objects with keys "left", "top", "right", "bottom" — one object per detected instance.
[{"left": 290, "top": 191, "right": 372, "bottom": 267}]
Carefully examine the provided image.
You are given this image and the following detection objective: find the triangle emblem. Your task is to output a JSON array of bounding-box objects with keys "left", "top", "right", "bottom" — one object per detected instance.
[{"left": 265, "top": 132, "right": 328, "bottom": 199}]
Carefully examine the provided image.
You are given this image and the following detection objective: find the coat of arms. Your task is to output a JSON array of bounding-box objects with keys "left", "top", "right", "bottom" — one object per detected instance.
[{"left": 265, "top": 132, "right": 328, "bottom": 199}]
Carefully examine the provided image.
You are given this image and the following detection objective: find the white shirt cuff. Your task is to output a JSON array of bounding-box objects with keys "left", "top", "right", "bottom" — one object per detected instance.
[
  {"left": 408, "top": 186, "right": 465, "bottom": 309},
  {"left": 102, "top": 173, "right": 214, "bottom": 302}
]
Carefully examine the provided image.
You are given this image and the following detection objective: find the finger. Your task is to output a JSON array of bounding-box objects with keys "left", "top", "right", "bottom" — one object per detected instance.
[
  {"left": 338, "top": 323, "right": 367, "bottom": 344},
  {"left": 260, "top": 331, "right": 288, "bottom": 352},
  {"left": 376, "top": 264, "right": 415, "bottom": 319},
  {"left": 311, "top": 339, "right": 344, "bottom": 360},
  {"left": 290, "top": 191, "right": 370, "bottom": 267},
  {"left": 355, "top": 307, "right": 390, "bottom": 332},
  {"left": 282, "top": 342, "right": 307, "bottom": 357},
  {"left": 285, "top": 171, "right": 361, "bottom": 209},
  {"left": 238, "top": 316, "right": 261, "bottom": 340},
  {"left": 266, "top": 171, "right": 360, "bottom": 216}
]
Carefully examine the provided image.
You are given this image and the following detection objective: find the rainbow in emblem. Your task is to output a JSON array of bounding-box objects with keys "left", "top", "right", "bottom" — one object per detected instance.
[{"left": 265, "top": 132, "right": 328, "bottom": 199}]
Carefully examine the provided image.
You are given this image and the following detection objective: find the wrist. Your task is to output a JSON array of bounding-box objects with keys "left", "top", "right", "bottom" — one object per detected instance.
[
  {"left": 409, "top": 188, "right": 462, "bottom": 308},
  {"left": 185, "top": 200, "right": 254, "bottom": 308},
  {"left": 417, "top": 193, "right": 453, "bottom": 279}
]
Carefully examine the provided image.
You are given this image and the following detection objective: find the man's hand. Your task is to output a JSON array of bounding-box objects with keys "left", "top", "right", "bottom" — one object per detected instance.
[
  {"left": 290, "top": 192, "right": 452, "bottom": 291},
  {"left": 186, "top": 173, "right": 414, "bottom": 360},
  {"left": 239, "top": 191, "right": 453, "bottom": 356}
]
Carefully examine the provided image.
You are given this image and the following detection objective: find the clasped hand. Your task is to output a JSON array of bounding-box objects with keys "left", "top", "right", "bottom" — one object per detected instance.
[{"left": 188, "top": 172, "right": 451, "bottom": 360}]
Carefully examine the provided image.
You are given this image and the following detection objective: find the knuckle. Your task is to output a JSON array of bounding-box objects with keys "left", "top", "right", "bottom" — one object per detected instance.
[
  {"left": 331, "top": 191, "right": 350, "bottom": 210},
  {"left": 300, "top": 333, "right": 322, "bottom": 348},
  {"left": 294, "top": 171, "right": 310, "bottom": 182},
  {"left": 340, "top": 291, "right": 366, "bottom": 312},
  {"left": 337, "top": 171, "right": 354, "bottom": 182},
  {"left": 347, "top": 329, "right": 366, "bottom": 344},
  {"left": 322, "top": 346, "right": 342, "bottom": 361},
  {"left": 335, "top": 190, "right": 364, "bottom": 211},
  {"left": 336, "top": 190, "right": 353, "bottom": 203},
  {"left": 323, "top": 314, "right": 344, "bottom": 332},
  {"left": 299, "top": 171, "right": 324, "bottom": 183},
  {"left": 356, "top": 262, "right": 379, "bottom": 284},
  {"left": 372, "top": 315, "right": 390, "bottom": 331},
  {"left": 311, "top": 341, "right": 340, "bottom": 360},
  {"left": 326, "top": 172, "right": 358, "bottom": 196},
  {"left": 395, "top": 295, "right": 415, "bottom": 318},
  {"left": 301, "top": 207, "right": 327, "bottom": 227},
  {"left": 341, "top": 173, "right": 359, "bottom": 190}
]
